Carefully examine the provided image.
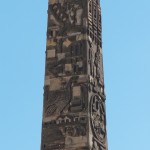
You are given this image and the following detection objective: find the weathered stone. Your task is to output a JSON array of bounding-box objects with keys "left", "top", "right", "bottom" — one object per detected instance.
[
  {"left": 47, "top": 49, "right": 56, "bottom": 58},
  {"left": 41, "top": 0, "right": 108, "bottom": 150},
  {"left": 65, "top": 64, "right": 72, "bottom": 72},
  {"left": 72, "top": 86, "right": 81, "bottom": 97}
]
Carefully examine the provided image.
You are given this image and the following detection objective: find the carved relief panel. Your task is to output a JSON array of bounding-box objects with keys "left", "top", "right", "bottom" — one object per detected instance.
[
  {"left": 87, "top": 1, "right": 107, "bottom": 150},
  {"left": 42, "top": 115, "right": 88, "bottom": 150},
  {"left": 44, "top": 76, "right": 88, "bottom": 118},
  {"left": 46, "top": 40, "right": 87, "bottom": 78},
  {"left": 90, "top": 95, "right": 106, "bottom": 141},
  {"left": 87, "top": 0, "right": 105, "bottom": 100}
]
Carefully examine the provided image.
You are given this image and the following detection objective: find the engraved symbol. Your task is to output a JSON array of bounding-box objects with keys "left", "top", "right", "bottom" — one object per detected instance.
[{"left": 90, "top": 95, "right": 106, "bottom": 142}]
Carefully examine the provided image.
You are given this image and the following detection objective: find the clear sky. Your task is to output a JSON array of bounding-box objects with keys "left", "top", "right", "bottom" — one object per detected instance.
[{"left": 0, "top": 0, "right": 150, "bottom": 150}]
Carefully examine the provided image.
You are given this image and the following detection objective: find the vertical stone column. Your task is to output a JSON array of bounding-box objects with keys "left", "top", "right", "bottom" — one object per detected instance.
[{"left": 41, "top": 0, "right": 108, "bottom": 150}]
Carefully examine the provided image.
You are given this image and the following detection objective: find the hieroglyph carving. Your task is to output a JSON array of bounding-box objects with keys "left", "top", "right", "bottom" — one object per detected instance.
[
  {"left": 48, "top": 0, "right": 87, "bottom": 37},
  {"left": 46, "top": 40, "right": 87, "bottom": 78},
  {"left": 44, "top": 77, "right": 88, "bottom": 117},
  {"left": 88, "top": 0, "right": 105, "bottom": 99},
  {"left": 90, "top": 95, "right": 106, "bottom": 144},
  {"left": 50, "top": 2, "right": 83, "bottom": 25}
]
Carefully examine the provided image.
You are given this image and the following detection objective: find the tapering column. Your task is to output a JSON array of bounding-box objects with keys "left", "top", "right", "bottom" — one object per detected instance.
[{"left": 41, "top": 0, "right": 108, "bottom": 149}]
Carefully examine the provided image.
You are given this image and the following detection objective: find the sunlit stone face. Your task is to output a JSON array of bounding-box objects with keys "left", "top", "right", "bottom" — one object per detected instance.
[{"left": 41, "top": 0, "right": 108, "bottom": 150}]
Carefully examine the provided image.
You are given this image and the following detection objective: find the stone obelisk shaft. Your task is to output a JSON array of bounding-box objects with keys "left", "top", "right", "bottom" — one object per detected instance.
[{"left": 41, "top": 0, "right": 108, "bottom": 149}]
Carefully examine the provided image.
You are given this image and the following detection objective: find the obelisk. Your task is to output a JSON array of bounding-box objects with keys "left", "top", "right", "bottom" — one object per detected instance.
[{"left": 41, "top": 0, "right": 108, "bottom": 149}]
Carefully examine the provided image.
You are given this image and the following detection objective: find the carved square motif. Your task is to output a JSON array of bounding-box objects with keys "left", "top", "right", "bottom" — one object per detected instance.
[
  {"left": 63, "top": 38, "right": 72, "bottom": 47},
  {"left": 47, "top": 49, "right": 56, "bottom": 58},
  {"left": 73, "top": 86, "right": 81, "bottom": 97},
  {"left": 57, "top": 53, "right": 65, "bottom": 61},
  {"left": 49, "top": 78, "right": 62, "bottom": 91},
  {"left": 65, "top": 64, "right": 72, "bottom": 72}
]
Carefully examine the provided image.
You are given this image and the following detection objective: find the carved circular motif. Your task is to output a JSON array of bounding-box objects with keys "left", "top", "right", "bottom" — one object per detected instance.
[{"left": 90, "top": 95, "right": 106, "bottom": 142}]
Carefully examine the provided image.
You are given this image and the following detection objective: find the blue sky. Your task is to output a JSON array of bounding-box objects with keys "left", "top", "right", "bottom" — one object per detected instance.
[{"left": 0, "top": 0, "right": 150, "bottom": 150}]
